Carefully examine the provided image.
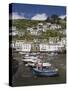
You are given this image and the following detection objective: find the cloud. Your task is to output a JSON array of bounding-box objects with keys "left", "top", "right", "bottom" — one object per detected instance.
[
  {"left": 59, "top": 15, "right": 66, "bottom": 19},
  {"left": 31, "top": 13, "right": 48, "bottom": 21},
  {"left": 9, "top": 12, "right": 26, "bottom": 20}
]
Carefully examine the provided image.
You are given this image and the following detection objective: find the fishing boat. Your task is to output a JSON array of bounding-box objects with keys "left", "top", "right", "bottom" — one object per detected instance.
[{"left": 32, "top": 66, "right": 58, "bottom": 76}]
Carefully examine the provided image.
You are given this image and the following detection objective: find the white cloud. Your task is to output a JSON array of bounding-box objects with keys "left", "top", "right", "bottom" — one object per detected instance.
[
  {"left": 9, "top": 12, "right": 26, "bottom": 20},
  {"left": 31, "top": 13, "right": 48, "bottom": 21},
  {"left": 59, "top": 15, "right": 66, "bottom": 19}
]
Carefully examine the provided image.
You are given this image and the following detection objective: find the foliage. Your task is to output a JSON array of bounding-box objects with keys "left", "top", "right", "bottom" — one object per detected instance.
[{"left": 11, "top": 17, "right": 66, "bottom": 41}]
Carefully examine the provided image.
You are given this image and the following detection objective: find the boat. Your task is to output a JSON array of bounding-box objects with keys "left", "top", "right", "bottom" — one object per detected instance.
[
  {"left": 22, "top": 54, "right": 39, "bottom": 63},
  {"left": 32, "top": 66, "right": 58, "bottom": 76},
  {"left": 23, "top": 54, "right": 38, "bottom": 59},
  {"left": 47, "top": 52, "right": 58, "bottom": 56},
  {"left": 25, "top": 62, "right": 51, "bottom": 68},
  {"left": 47, "top": 52, "right": 54, "bottom": 56},
  {"left": 22, "top": 58, "right": 37, "bottom": 63},
  {"left": 25, "top": 62, "right": 35, "bottom": 67},
  {"left": 42, "top": 62, "right": 51, "bottom": 67},
  {"left": 19, "top": 51, "right": 26, "bottom": 55}
]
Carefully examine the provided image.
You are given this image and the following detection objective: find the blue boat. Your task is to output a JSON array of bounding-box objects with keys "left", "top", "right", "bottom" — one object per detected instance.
[{"left": 32, "top": 67, "right": 59, "bottom": 76}]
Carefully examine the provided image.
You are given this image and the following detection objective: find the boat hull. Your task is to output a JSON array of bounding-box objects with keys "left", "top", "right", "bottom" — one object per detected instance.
[{"left": 32, "top": 68, "right": 58, "bottom": 76}]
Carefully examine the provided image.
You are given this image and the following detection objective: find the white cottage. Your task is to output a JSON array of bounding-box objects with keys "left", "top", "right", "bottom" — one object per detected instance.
[
  {"left": 37, "top": 23, "right": 48, "bottom": 32},
  {"left": 27, "top": 27, "right": 38, "bottom": 35},
  {"left": 61, "top": 37, "right": 66, "bottom": 46},
  {"left": 10, "top": 41, "right": 15, "bottom": 48},
  {"left": 39, "top": 43, "right": 63, "bottom": 52},
  {"left": 30, "top": 28, "right": 38, "bottom": 35},
  {"left": 15, "top": 40, "right": 31, "bottom": 52},
  {"left": 9, "top": 26, "right": 18, "bottom": 36},
  {"left": 49, "top": 24, "right": 61, "bottom": 30}
]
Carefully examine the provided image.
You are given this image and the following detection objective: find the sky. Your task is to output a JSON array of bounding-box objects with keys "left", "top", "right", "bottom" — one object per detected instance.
[{"left": 10, "top": 3, "right": 66, "bottom": 20}]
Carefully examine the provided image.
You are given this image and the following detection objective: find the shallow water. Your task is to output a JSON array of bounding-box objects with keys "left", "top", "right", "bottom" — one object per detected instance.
[{"left": 12, "top": 52, "right": 66, "bottom": 86}]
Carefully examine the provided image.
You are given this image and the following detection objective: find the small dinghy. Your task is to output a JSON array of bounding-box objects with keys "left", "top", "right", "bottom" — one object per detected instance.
[{"left": 32, "top": 67, "right": 58, "bottom": 76}]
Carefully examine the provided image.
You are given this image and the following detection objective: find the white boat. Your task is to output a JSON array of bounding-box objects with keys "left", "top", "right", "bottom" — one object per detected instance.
[
  {"left": 42, "top": 62, "right": 51, "bottom": 67},
  {"left": 19, "top": 52, "right": 26, "bottom": 55},
  {"left": 47, "top": 52, "right": 54, "bottom": 56},
  {"left": 30, "top": 52, "right": 40, "bottom": 56},
  {"left": 22, "top": 58, "right": 37, "bottom": 63},
  {"left": 25, "top": 62, "right": 35, "bottom": 67},
  {"left": 25, "top": 54, "right": 29, "bottom": 57},
  {"left": 24, "top": 56, "right": 38, "bottom": 59},
  {"left": 25, "top": 62, "right": 51, "bottom": 67},
  {"left": 47, "top": 52, "right": 58, "bottom": 56}
]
